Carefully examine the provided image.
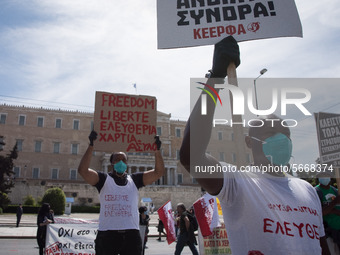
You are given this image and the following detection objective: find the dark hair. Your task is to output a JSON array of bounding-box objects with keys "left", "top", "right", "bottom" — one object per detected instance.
[
  {"left": 110, "top": 152, "right": 128, "bottom": 164},
  {"left": 177, "top": 203, "right": 186, "bottom": 212},
  {"left": 139, "top": 206, "right": 147, "bottom": 214},
  {"left": 38, "top": 203, "right": 50, "bottom": 216}
]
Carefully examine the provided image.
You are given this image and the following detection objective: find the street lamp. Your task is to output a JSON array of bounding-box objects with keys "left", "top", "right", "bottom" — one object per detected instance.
[{"left": 253, "top": 68, "right": 268, "bottom": 110}]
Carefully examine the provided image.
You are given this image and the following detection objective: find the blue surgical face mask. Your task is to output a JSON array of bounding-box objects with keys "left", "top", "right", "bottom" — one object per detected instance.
[
  {"left": 252, "top": 133, "right": 292, "bottom": 166},
  {"left": 113, "top": 160, "right": 127, "bottom": 174},
  {"left": 262, "top": 133, "right": 292, "bottom": 166},
  {"left": 318, "top": 177, "right": 331, "bottom": 186}
]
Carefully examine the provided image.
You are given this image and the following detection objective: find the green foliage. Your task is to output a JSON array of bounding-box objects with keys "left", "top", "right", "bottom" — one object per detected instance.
[
  {"left": 71, "top": 205, "right": 100, "bottom": 213},
  {"left": 23, "top": 195, "right": 36, "bottom": 206},
  {"left": 4, "top": 205, "right": 40, "bottom": 214},
  {"left": 0, "top": 192, "right": 10, "bottom": 209},
  {"left": 42, "top": 187, "right": 66, "bottom": 215},
  {"left": 0, "top": 144, "right": 18, "bottom": 208},
  {"left": 0, "top": 207, "right": 3, "bottom": 214},
  {"left": 36, "top": 196, "right": 42, "bottom": 206}
]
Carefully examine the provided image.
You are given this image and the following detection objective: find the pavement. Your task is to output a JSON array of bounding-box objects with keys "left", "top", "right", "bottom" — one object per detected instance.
[
  {"left": 0, "top": 213, "right": 195, "bottom": 255},
  {"left": 0, "top": 212, "right": 165, "bottom": 238}
]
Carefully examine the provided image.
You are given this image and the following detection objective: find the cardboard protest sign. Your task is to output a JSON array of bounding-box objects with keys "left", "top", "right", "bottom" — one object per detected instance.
[
  {"left": 157, "top": 200, "right": 177, "bottom": 244},
  {"left": 94, "top": 91, "right": 157, "bottom": 152},
  {"left": 46, "top": 222, "right": 98, "bottom": 255},
  {"left": 198, "top": 223, "right": 232, "bottom": 255},
  {"left": 315, "top": 112, "right": 340, "bottom": 167},
  {"left": 157, "top": 0, "right": 302, "bottom": 49}
]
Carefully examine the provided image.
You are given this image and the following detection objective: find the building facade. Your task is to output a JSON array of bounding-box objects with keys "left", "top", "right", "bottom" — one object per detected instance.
[{"left": 0, "top": 104, "right": 252, "bottom": 209}]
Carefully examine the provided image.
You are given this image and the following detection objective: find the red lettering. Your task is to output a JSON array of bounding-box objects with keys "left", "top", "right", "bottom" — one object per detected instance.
[
  {"left": 263, "top": 218, "right": 274, "bottom": 233},
  {"left": 217, "top": 26, "right": 224, "bottom": 36},
  {"left": 100, "top": 110, "right": 109, "bottom": 120},
  {"left": 209, "top": 27, "right": 217, "bottom": 37},
  {"left": 275, "top": 222, "right": 284, "bottom": 235},
  {"left": 238, "top": 24, "right": 246, "bottom": 34},
  {"left": 306, "top": 224, "right": 315, "bottom": 239},
  {"left": 284, "top": 221, "right": 293, "bottom": 237},
  {"left": 313, "top": 225, "right": 319, "bottom": 240},
  {"left": 293, "top": 222, "right": 304, "bottom": 238},
  {"left": 99, "top": 133, "right": 106, "bottom": 142},
  {"left": 202, "top": 27, "right": 209, "bottom": 38},
  {"left": 100, "top": 121, "right": 107, "bottom": 131},
  {"left": 226, "top": 25, "right": 236, "bottom": 35}
]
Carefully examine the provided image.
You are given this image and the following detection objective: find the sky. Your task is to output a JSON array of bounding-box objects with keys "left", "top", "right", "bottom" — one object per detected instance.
[{"left": 0, "top": 0, "right": 339, "bottom": 166}]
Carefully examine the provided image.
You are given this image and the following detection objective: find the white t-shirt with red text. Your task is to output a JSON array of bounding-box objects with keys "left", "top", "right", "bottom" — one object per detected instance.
[
  {"left": 98, "top": 175, "right": 139, "bottom": 231},
  {"left": 217, "top": 163, "right": 325, "bottom": 255}
]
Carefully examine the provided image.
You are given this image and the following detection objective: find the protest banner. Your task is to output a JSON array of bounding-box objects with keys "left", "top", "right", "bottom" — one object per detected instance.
[
  {"left": 315, "top": 112, "right": 340, "bottom": 193},
  {"left": 193, "top": 193, "right": 220, "bottom": 237},
  {"left": 157, "top": 200, "right": 177, "bottom": 244},
  {"left": 46, "top": 221, "right": 98, "bottom": 255},
  {"left": 157, "top": 0, "right": 302, "bottom": 49},
  {"left": 198, "top": 223, "right": 232, "bottom": 255},
  {"left": 94, "top": 91, "right": 157, "bottom": 152}
]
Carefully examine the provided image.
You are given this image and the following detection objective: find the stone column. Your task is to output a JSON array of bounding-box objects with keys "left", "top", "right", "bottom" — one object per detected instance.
[{"left": 174, "top": 167, "right": 178, "bottom": 186}]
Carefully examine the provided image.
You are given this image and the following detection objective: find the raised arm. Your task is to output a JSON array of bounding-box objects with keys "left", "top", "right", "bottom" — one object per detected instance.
[
  {"left": 78, "top": 131, "right": 99, "bottom": 186},
  {"left": 143, "top": 136, "right": 165, "bottom": 186},
  {"left": 180, "top": 36, "right": 240, "bottom": 195}
]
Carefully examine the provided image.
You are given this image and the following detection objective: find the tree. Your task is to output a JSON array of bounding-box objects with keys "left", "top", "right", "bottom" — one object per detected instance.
[
  {"left": 42, "top": 187, "right": 66, "bottom": 215},
  {"left": 23, "top": 195, "right": 36, "bottom": 206},
  {"left": 0, "top": 143, "right": 18, "bottom": 209}
]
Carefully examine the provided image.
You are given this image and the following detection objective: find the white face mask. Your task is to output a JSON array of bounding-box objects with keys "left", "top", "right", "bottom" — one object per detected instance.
[{"left": 318, "top": 177, "right": 331, "bottom": 186}]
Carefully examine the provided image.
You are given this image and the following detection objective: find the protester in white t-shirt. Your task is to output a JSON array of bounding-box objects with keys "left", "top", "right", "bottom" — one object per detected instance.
[
  {"left": 180, "top": 36, "right": 330, "bottom": 255},
  {"left": 78, "top": 131, "right": 165, "bottom": 255}
]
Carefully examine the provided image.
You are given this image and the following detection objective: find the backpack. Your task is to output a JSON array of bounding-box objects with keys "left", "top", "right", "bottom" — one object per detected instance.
[{"left": 187, "top": 212, "right": 198, "bottom": 231}]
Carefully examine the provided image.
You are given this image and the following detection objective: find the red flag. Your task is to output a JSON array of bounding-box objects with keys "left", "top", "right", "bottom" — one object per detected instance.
[
  {"left": 157, "top": 200, "right": 176, "bottom": 244},
  {"left": 193, "top": 194, "right": 219, "bottom": 237}
]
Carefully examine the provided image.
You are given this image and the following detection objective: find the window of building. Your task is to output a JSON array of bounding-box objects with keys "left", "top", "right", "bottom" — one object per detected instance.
[
  {"left": 16, "top": 139, "right": 23, "bottom": 152},
  {"left": 0, "top": 136, "right": 4, "bottom": 151},
  {"left": 51, "top": 168, "right": 59, "bottom": 179},
  {"left": 156, "top": 126, "right": 162, "bottom": 136},
  {"left": 0, "top": 114, "right": 7, "bottom": 124},
  {"left": 232, "top": 153, "right": 237, "bottom": 163},
  {"left": 176, "top": 150, "right": 180, "bottom": 160},
  {"left": 192, "top": 178, "right": 198, "bottom": 184},
  {"left": 175, "top": 128, "right": 181, "bottom": 138},
  {"left": 70, "top": 169, "right": 77, "bottom": 180},
  {"left": 218, "top": 131, "right": 223, "bottom": 141},
  {"left": 53, "top": 142, "right": 60, "bottom": 154},
  {"left": 177, "top": 173, "right": 183, "bottom": 184},
  {"left": 55, "top": 118, "right": 62, "bottom": 128},
  {"left": 32, "top": 168, "right": 40, "bottom": 179},
  {"left": 219, "top": 152, "right": 225, "bottom": 161},
  {"left": 73, "top": 120, "right": 80, "bottom": 130},
  {"left": 37, "top": 117, "right": 44, "bottom": 127},
  {"left": 35, "top": 141, "right": 42, "bottom": 153},
  {"left": 71, "top": 144, "right": 79, "bottom": 155},
  {"left": 19, "top": 115, "right": 26, "bottom": 126},
  {"left": 13, "top": 167, "right": 20, "bottom": 178},
  {"left": 231, "top": 133, "right": 234, "bottom": 141}
]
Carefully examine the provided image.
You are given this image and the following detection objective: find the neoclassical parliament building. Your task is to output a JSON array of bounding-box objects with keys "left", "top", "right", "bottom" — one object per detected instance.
[{"left": 0, "top": 104, "right": 252, "bottom": 209}]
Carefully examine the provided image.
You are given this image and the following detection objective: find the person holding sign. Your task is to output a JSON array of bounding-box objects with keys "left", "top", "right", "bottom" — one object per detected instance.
[
  {"left": 78, "top": 131, "right": 164, "bottom": 255},
  {"left": 180, "top": 36, "right": 330, "bottom": 254}
]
